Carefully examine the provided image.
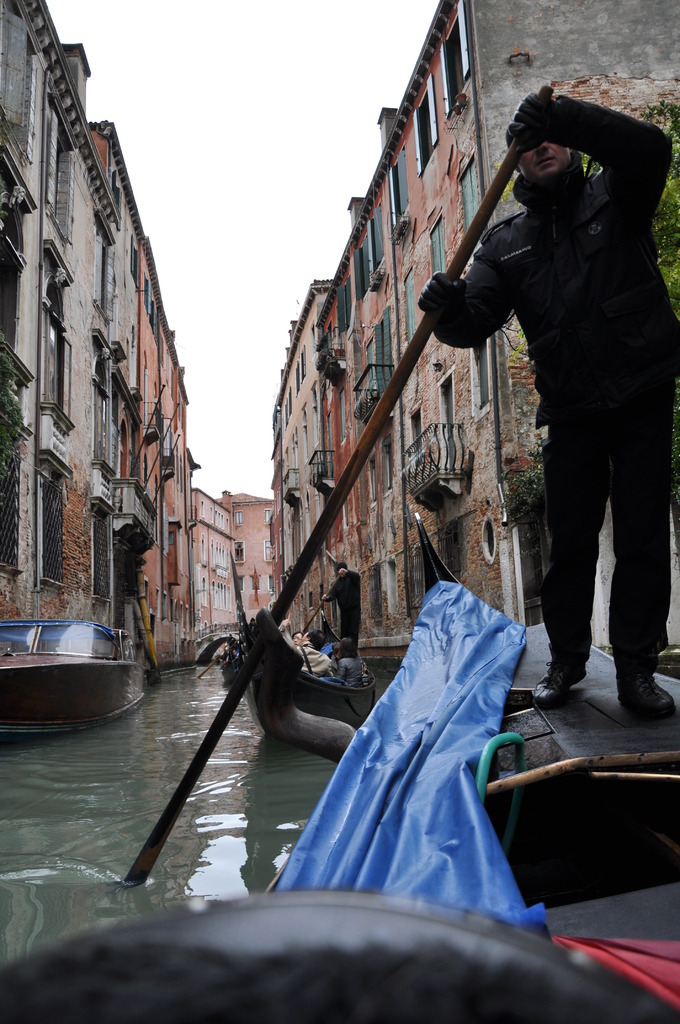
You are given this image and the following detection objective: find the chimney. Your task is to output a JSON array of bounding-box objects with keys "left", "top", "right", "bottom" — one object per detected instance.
[
  {"left": 348, "top": 197, "right": 364, "bottom": 231},
  {"left": 378, "top": 107, "right": 398, "bottom": 150},
  {"left": 62, "top": 44, "right": 91, "bottom": 113}
]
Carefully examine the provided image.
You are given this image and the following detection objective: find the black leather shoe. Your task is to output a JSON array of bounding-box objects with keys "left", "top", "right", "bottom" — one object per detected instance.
[
  {"left": 534, "top": 662, "right": 586, "bottom": 709},
  {"left": 617, "top": 673, "right": 675, "bottom": 718}
]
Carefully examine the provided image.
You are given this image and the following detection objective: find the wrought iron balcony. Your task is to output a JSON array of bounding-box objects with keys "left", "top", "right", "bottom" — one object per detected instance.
[
  {"left": 309, "top": 449, "right": 334, "bottom": 495},
  {"left": 112, "top": 478, "right": 156, "bottom": 553},
  {"left": 283, "top": 465, "right": 300, "bottom": 506},
  {"left": 314, "top": 333, "right": 346, "bottom": 386},
  {"left": 353, "top": 363, "right": 393, "bottom": 424},
  {"left": 403, "top": 421, "right": 467, "bottom": 512}
]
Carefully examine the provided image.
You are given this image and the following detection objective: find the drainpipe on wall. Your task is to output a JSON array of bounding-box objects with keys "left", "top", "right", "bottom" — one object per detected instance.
[
  {"left": 464, "top": 0, "right": 508, "bottom": 527},
  {"left": 33, "top": 69, "right": 51, "bottom": 618}
]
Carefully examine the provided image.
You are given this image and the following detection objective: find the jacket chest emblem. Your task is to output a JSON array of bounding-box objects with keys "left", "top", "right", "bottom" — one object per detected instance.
[{"left": 588, "top": 221, "right": 602, "bottom": 235}]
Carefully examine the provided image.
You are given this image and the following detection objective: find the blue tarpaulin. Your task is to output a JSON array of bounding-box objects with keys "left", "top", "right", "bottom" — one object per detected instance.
[{"left": 277, "top": 580, "right": 546, "bottom": 931}]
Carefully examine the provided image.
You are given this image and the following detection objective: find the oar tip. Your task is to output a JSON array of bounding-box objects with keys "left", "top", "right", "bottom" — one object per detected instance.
[{"left": 117, "top": 873, "right": 147, "bottom": 890}]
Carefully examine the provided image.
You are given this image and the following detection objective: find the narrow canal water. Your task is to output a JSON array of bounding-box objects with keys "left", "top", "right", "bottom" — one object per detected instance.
[{"left": 0, "top": 664, "right": 338, "bottom": 967}]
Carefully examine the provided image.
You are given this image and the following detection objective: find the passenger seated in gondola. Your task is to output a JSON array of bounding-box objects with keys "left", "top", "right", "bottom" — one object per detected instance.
[
  {"left": 334, "top": 636, "right": 364, "bottom": 687},
  {"left": 280, "top": 619, "right": 303, "bottom": 645},
  {"left": 298, "top": 629, "right": 334, "bottom": 677}
]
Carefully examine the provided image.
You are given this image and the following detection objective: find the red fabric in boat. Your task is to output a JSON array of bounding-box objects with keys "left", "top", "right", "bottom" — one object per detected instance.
[{"left": 553, "top": 937, "right": 680, "bottom": 1012}]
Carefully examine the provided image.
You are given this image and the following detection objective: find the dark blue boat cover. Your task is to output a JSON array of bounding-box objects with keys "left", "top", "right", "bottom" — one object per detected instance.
[{"left": 277, "top": 581, "right": 546, "bottom": 931}]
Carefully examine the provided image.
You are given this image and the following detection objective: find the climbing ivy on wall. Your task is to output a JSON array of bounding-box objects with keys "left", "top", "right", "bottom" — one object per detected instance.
[
  {"left": 644, "top": 102, "right": 680, "bottom": 502},
  {"left": 0, "top": 342, "right": 23, "bottom": 481}
]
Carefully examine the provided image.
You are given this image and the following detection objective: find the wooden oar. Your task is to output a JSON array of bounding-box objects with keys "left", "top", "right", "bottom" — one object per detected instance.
[
  {"left": 197, "top": 650, "right": 223, "bottom": 680},
  {"left": 122, "top": 91, "right": 551, "bottom": 887},
  {"left": 302, "top": 602, "right": 324, "bottom": 633}
]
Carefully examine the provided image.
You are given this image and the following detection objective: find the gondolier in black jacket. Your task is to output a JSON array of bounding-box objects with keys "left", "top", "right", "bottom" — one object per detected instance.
[
  {"left": 323, "top": 562, "right": 362, "bottom": 649},
  {"left": 419, "top": 93, "right": 680, "bottom": 718}
]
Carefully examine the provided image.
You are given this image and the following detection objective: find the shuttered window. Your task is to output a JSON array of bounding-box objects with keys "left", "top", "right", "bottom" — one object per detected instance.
[
  {"left": 0, "top": 9, "right": 27, "bottom": 125},
  {"left": 441, "top": 4, "right": 470, "bottom": 115},
  {"left": 461, "top": 159, "right": 480, "bottom": 229},
  {"left": 389, "top": 148, "right": 408, "bottom": 221},
  {"left": 430, "top": 218, "right": 446, "bottom": 273},
  {"left": 337, "top": 277, "right": 352, "bottom": 334},
  {"left": 405, "top": 271, "right": 416, "bottom": 340},
  {"left": 368, "top": 205, "right": 384, "bottom": 271},
  {"left": 414, "top": 76, "right": 438, "bottom": 175},
  {"left": 353, "top": 242, "right": 369, "bottom": 299}
]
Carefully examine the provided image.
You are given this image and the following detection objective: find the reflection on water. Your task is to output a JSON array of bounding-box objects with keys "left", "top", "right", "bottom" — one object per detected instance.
[{"left": 0, "top": 666, "right": 335, "bottom": 966}]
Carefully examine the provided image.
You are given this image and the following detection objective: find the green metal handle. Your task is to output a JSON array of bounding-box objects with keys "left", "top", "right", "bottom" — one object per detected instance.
[{"left": 475, "top": 732, "right": 527, "bottom": 855}]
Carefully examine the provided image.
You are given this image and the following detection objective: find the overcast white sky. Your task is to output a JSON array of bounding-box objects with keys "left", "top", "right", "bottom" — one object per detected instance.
[{"left": 46, "top": 0, "right": 437, "bottom": 499}]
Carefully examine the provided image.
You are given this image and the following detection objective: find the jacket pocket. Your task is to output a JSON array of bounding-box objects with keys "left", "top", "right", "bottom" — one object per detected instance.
[{"left": 600, "top": 281, "right": 680, "bottom": 358}]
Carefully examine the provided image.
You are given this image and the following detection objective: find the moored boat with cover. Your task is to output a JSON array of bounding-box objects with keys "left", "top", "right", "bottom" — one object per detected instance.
[{"left": 0, "top": 619, "right": 146, "bottom": 742}]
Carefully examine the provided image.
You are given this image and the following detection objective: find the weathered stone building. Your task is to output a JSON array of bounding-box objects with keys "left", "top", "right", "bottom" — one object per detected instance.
[
  {"left": 0, "top": 0, "right": 195, "bottom": 667},
  {"left": 274, "top": 0, "right": 680, "bottom": 658}
]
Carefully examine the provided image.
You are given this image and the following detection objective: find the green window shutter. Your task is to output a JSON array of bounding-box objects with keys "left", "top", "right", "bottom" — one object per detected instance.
[
  {"left": 361, "top": 244, "right": 369, "bottom": 296},
  {"left": 374, "top": 205, "right": 383, "bottom": 265},
  {"left": 405, "top": 271, "right": 416, "bottom": 339},
  {"left": 382, "top": 307, "right": 392, "bottom": 366},
  {"left": 338, "top": 282, "right": 347, "bottom": 334},
  {"left": 431, "top": 220, "right": 445, "bottom": 273},
  {"left": 462, "top": 160, "right": 480, "bottom": 230},
  {"left": 355, "top": 243, "right": 369, "bottom": 298},
  {"left": 389, "top": 168, "right": 397, "bottom": 225},
  {"left": 397, "top": 150, "right": 408, "bottom": 214},
  {"left": 374, "top": 323, "right": 383, "bottom": 365},
  {"left": 353, "top": 249, "right": 365, "bottom": 298}
]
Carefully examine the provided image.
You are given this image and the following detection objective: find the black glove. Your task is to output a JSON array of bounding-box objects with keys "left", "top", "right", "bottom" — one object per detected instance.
[
  {"left": 506, "top": 92, "right": 553, "bottom": 153},
  {"left": 418, "top": 273, "right": 466, "bottom": 320}
]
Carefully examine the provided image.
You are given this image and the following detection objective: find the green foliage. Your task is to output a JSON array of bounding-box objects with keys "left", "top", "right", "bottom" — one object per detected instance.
[
  {"left": 504, "top": 443, "right": 545, "bottom": 524},
  {"left": 0, "top": 345, "right": 23, "bottom": 480},
  {"left": 644, "top": 102, "right": 680, "bottom": 501}
]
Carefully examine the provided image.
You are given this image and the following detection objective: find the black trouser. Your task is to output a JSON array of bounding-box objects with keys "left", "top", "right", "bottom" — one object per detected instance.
[
  {"left": 339, "top": 606, "right": 361, "bottom": 649},
  {"left": 540, "top": 381, "right": 675, "bottom": 680}
]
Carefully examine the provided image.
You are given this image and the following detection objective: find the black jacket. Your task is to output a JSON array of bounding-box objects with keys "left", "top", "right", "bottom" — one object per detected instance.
[
  {"left": 326, "top": 569, "right": 361, "bottom": 611},
  {"left": 435, "top": 97, "right": 680, "bottom": 425}
]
